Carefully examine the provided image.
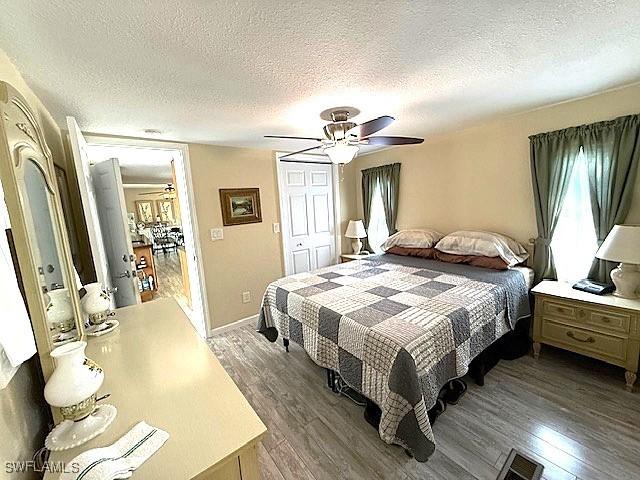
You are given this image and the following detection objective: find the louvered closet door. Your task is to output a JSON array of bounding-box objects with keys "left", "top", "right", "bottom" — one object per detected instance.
[{"left": 281, "top": 162, "right": 335, "bottom": 274}]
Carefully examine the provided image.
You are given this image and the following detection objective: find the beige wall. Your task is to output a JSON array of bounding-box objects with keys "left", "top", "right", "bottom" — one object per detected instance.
[
  {"left": 188, "top": 144, "right": 285, "bottom": 328},
  {"left": 0, "top": 49, "right": 54, "bottom": 480},
  {"left": 349, "top": 83, "right": 640, "bottom": 246}
]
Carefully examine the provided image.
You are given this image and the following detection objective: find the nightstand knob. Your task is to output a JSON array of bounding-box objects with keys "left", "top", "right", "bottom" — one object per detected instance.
[{"left": 578, "top": 309, "right": 586, "bottom": 318}]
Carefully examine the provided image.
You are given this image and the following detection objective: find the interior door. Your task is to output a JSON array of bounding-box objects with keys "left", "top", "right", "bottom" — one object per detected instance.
[
  {"left": 91, "top": 159, "right": 140, "bottom": 307},
  {"left": 67, "top": 116, "right": 111, "bottom": 291},
  {"left": 280, "top": 162, "right": 336, "bottom": 274}
]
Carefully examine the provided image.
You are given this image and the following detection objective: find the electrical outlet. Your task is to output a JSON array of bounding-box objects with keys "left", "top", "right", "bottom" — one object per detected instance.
[
  {"left": 210, "top": 228, "right": 223, "bottom": 241},
  {"left": 242, "top": 291, "right": 251, "bottom": 304},
  {"left": 273, "top": 222, "right": 280, "bottom": 233}
]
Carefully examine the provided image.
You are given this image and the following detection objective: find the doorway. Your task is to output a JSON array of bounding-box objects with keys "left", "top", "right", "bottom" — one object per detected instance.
[{"left": 68, "top": 124, "right": 210, "bottom": 337}]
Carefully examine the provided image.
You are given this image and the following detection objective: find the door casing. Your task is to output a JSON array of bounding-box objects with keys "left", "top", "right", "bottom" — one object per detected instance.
[{"left": 276, "top": 152, "right": 342, "bottom": 276}]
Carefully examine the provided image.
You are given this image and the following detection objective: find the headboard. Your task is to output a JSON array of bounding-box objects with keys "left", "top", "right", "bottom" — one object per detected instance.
[{"left": 525, "top": 238, "right": 536, "bottom": 268}]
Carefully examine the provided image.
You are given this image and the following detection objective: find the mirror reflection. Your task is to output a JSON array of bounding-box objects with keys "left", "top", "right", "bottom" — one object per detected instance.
[{"left": 21, "top": 157, "right": 81, "bottom": 346}]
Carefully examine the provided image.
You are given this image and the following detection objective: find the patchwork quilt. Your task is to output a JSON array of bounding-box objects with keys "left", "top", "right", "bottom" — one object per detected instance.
[{"left": 258, "top": 254, "right": 530, "bottom": 461}]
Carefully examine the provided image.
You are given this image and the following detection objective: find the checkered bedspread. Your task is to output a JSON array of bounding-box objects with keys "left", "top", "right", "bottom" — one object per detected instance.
[{"left": 258, "top": 254, "right": 530, "bottom": 461}]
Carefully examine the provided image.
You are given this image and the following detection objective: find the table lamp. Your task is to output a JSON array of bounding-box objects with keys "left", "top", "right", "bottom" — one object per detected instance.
[
  {"left": 595, "top": 225, "right": 640, "bottom": 299},
  {"left": 345, "top": 220, "right": 367, "bottom": 254}
]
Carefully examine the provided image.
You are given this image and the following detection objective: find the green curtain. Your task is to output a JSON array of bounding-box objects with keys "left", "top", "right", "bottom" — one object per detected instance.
[
  {"left": 584, "top": 114, "right": 640, "bottom": 282},
  {"left": 529, "top": 130, "right": 582, "bottom": 281},
  {"left": 361, "top": 163, "right": 401, "bottom": 251},
  {"left": 361, "top": 168, "right": 376, "bottom": 252},
  {"left": 378, "top": 163, "right": 402, "bottom": 235}
]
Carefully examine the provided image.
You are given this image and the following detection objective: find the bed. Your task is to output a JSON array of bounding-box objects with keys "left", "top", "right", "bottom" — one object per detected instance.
[{"left": 258, "top": 253, "right": 531, "bottom": 462}]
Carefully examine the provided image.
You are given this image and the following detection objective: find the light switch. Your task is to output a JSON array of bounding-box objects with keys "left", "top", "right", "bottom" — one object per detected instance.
[
  {"left": 210, "top": 228, "right": 223, "bottom": 241},
  {"left": 273, "top": 222, "right": 280, "bottom": 233}
]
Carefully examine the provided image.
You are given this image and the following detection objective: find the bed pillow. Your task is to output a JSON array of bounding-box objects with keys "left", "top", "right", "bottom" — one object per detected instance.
[
  {"left": 386, "top": 246, "right": 437, "bottom": 259},
  {"left": 434, "top": 230, "right": 528, "bottom": 267},
  {"left": 434, "top": 251, "right": 509, "bottom": 270},
  {"left": 382, "top": 229, "right": 444, "bottom": 250}
]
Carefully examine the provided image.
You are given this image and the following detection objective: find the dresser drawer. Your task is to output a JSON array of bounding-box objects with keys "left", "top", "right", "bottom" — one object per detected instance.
[
  {"left": 541, "top": 320, "right": 627, "bottom": 362},
  {"left": 585, "top": 309, "right": 630, "bottom": 334},
  {"left": 542, "top": 300, "right": 578, "bottom": 320}
]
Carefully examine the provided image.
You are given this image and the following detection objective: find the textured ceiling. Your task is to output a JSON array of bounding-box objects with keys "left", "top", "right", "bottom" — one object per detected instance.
[
  {"left": 1, "top": 1, "right": 639, "bottom": 153},
  {"left": 86, "top": 144, "right": 174, "bottom": 184}
]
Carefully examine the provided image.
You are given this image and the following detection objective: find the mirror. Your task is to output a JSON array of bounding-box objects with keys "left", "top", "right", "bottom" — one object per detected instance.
[
  {"left": 17, "top": 153, "right": 84, "bottom": 347},
  {"left": 0, "top": 81, "right": 86, "bottom": 379}
]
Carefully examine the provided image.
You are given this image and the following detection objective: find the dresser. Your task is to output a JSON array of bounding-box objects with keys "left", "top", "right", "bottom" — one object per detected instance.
[
  {"left": 532, "top": 280, "right": 640, "bottom": 392},
  {"left": 45, "top": 299, "right": 266, "bottom": 479}
]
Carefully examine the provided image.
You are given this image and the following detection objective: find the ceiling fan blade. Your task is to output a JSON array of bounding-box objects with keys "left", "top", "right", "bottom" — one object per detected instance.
[
  {"left": 280, "top": 145, "right": 324, "bottom": 159},
  {"left": 362, "top": 136, "right": 424, "bottom": 146},
  {"left": 265, "top": 135, "right": 324, "bottom": 142},
  {"left": 348, "top": 115, "right": 395, "bottom": 138}
]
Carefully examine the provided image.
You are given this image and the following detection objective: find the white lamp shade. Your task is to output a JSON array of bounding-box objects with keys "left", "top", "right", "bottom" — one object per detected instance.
[
  {"left": 345, "top": 220, "right": 366, "bottom": 238},
  {"left": 324, "top": 144, "right": 359, "bottom": 164},
  {"left": 596, "top": 225, "right": 640, "bottom": 264}
]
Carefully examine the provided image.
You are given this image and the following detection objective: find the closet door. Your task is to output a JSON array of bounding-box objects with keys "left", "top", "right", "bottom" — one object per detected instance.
[{"left": 279, "top": 162, "right": 335, "bottom": 275}]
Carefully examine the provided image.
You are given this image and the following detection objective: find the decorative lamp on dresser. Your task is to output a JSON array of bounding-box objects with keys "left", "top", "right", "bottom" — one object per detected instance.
[{"left": 532, "top": 280, "right": 640, "bottom": 392}]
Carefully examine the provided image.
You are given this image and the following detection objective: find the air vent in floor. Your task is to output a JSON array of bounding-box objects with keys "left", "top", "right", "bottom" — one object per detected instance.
[{"left": 497, "top": 449, "right": 544, "bottom": 480}]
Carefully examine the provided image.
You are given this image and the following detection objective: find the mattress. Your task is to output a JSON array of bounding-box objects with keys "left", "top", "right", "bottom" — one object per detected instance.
[
  {"left": 510, "top": 265, "right": 535, "bottom": 289},
  {"left": 258, "top": 254, "right": 530, "bottom": 461}
]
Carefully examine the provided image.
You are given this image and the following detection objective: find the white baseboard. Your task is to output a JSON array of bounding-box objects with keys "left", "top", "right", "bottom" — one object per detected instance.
[{"left": 208, "top": 313, "right": 258, "bottom": 337}]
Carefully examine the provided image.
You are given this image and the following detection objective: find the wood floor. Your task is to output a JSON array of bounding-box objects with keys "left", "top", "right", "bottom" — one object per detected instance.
[
  {"left": 208, "top": 325, "right": 640, "bottom": 480},
  {"left": 153, "top": 250, "right": 189, "bottom": 308}
]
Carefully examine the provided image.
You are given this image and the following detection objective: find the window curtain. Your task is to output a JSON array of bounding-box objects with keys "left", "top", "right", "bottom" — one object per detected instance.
[
  {"left": 529, "top": 130, "right": 582, "bottom": 281},
  {"left": 583, "top": 114, "right": 640, "bottom": 282},
  {"left": 361, "top": 163, "right": 401, "bottom": 251}
]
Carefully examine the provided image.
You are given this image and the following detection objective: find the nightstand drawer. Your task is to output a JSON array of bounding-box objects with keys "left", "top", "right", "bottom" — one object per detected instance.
[
  {"left": 542, "top": 300, "right": 578, "bottom": 320},
  {"left": 585, "top": 309, "right": 630, "bottom": 334},
  {"left": 541, "top": 321, "right": 627, "bottom": 362}
]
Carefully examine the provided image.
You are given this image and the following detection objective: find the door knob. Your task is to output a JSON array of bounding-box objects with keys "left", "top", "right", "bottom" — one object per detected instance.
[
  {"left": 117, "top": 271, "right": 131, "bottom": 278},
  {"left": 296, "top": 243, "right": 303, "bottom": 247}
]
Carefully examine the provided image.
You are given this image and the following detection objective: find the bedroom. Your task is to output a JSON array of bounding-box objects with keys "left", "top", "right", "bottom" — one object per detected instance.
[{"left": 0, "top": 1, "right": 639, "bottom": 479}]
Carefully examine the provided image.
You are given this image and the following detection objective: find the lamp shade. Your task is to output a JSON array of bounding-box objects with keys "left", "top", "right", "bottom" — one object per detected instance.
[
  {"left": 324, "top": 144, "right": 359, "bottom": 164},
  {"left": 345, "top": 220, "right": 366, "bottom": 239},
  {"left": 596, "top": 225, "right": 640, "bottom": 264}
]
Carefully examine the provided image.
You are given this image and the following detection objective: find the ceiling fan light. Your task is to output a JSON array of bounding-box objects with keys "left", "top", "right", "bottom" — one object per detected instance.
[{"left": 324, "top": 144, "right": 359, "bottom": 164}]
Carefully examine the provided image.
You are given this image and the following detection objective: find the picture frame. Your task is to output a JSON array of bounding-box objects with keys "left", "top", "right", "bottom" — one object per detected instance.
[
  {"left": 156, "top": 199, "right": 176, "bottom": 224},
  {"left": 135, "top": 200, "right": 156, "bottom": 225},
  {"left": 219, "top": 188, "right": 262, "bottom": 226}
]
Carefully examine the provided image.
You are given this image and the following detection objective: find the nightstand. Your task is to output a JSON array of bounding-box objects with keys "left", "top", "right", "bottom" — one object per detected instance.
[
  {"left": 532, "top": 280, "right": 640, "bottom": 392},
  {"left": 340, "top": 253, "right": 374, "bottom": 263}
]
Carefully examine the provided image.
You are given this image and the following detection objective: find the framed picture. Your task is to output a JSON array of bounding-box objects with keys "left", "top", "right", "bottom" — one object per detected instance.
[
  {"left": 219, "top": 188, "right": 262, "bottom": 226},
  {"left": 156, "top": 199, "right": 176, "bottom": 224},
  {"left": 135, "top": 200, "right": 156, "bottom": 225}
]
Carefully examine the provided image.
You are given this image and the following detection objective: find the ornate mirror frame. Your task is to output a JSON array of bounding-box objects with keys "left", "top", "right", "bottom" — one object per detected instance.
[{"left": 0, "top": 81, "right": 85, "bottom": 379}]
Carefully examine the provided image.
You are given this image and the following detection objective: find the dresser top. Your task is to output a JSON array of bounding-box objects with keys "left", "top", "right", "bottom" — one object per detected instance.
[
  {"left": 532, "top": 280, "right": 640, "bottom": 312},
  {"left": 45, "top": 298, "right": 266, "bottom": 479}
]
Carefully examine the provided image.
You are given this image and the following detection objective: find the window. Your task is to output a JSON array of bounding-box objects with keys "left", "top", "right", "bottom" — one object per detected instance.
[
  {"left": 550, "top": 148, "right": 598, "bottom": 282},
  {"left": 367, "top": 182, "right": 389, "bottom": 254}
]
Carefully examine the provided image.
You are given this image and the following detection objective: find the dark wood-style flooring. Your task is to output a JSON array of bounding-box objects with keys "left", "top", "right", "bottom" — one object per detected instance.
[{"left": 208, "top": 325, "right": 640, "bottom": 480}]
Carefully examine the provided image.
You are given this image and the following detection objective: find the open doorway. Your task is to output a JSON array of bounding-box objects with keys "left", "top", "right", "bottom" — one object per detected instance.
[
  {"left": 87, "top": 145, "right": 190, "bottom": 307},
  {"left": 68, "top": 126, "right": 210, "bottom": 337}
]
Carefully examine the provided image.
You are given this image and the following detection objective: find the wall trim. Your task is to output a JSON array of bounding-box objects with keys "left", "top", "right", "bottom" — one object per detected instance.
[{"left": 208, "top": 314, "right": 258, "bottom": 337}]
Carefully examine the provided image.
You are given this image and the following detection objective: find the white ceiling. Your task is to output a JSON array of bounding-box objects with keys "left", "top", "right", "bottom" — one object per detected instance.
[
  {"left": 86, "top": 144, "right": 174, "bottom": 184},
  {"left": 1, "top": 1, "right": 639, "bottom": 154}
]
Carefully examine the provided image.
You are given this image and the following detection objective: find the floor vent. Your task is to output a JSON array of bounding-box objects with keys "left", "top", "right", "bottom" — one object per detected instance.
[{"left": 497, "top": 449, "right": 544, "bottom": 480}]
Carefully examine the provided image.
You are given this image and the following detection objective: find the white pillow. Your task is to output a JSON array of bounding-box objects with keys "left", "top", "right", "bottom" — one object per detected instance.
[
  {"left": 382, "top": 229, "right": 444, "bottom": 250},
  {"left": 434, "top": 230, "right": 528, "bottom": 267}
]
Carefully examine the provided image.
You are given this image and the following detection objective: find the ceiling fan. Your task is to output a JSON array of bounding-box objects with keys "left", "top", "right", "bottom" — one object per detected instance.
[
  {"left": 138, "top": 183, "right": 176, "bottom": 199},
  {"left": 265, "top": 106, "right": 423, "bottom": 164}
]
